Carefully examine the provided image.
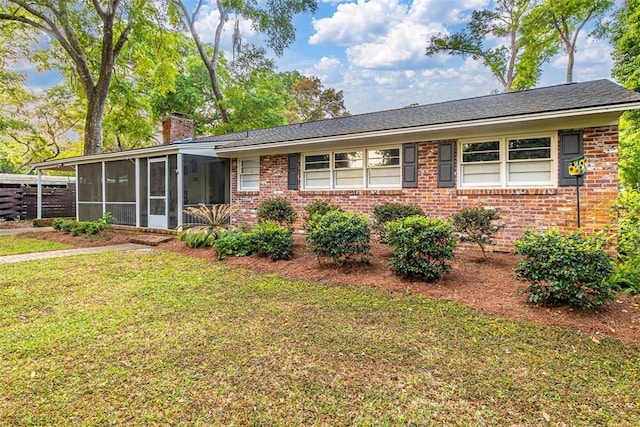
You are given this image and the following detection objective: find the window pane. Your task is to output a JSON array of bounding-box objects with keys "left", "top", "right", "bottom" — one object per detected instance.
[
  {"left": 304, "top": 170, "right": 330, "bottom": 188},
  {"left": 334, "top": 152, "right": 363, "bottom": 169},
  {"left": 149, "top": 161, "right": 166, "bottom": 196},
  {"left": 305, "top": 154, "right": 330, "bottom": 170},
  {"left": 334, "top": 168, "right": 363, "bottom": 187},
  {"left": 368, "top": 149, "right": 400, "bottom": 167},
  {"left": 462, "top": 163, "right": 500, "bottom": 185},
  {"left": 368, "top": 167, "right": 401, "bottom": 187},
  {"left": 150, "top": 198, "right": 165, "bottom": 215},
  {"left": 508, "top": 137, "right": 551, "bottom": 160},
  {"left": 241, "top": 159, "right": 259, "bottom": 174},
  {"left": 462, "top": 142, "right": 500, "bottom": 163},
  {"left": 508, "top": 160, "right": 552, "bottom": 184}
]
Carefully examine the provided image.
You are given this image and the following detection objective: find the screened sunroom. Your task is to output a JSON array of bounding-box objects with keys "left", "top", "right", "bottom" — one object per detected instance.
[{"left": 33, "top": 142, "right": 230, "bottom": 231}]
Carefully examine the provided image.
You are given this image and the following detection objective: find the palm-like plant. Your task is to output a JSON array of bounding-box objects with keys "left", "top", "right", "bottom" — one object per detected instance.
[{"left": 178, "top": 203, "right": 236, "bottom": 240}]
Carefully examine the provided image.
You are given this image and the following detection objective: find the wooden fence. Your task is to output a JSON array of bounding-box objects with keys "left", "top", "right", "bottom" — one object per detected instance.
[{"left": 0, "top": 185, "right": 76, "bottom": 220}]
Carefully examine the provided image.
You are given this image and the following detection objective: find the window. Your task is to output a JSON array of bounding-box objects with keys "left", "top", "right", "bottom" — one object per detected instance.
[
  {"left": 238, "top": 158, "right": 259, "bottom": 190},
  {"left": 459, "top": 135, "right": 554, "bottom": 188},
  {"left": 303, "top": 147, "right": 401, "bottom": 190}
]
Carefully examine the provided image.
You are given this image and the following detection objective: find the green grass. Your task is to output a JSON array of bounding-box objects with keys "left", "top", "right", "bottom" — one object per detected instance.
[
  {"left": 0, "top": 236, "right": 72, "bottom": 256},
  {"left": 0, "top": 252, "right": 638, "bottom": 425}
]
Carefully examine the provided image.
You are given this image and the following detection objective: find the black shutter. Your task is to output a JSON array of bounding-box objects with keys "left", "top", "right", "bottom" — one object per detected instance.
[
  {"left": 287, "top": 153, "right": 299, "bottom": 190},
  {"left": 559, "top": 130, "right": 583, "bottom": 186},
  {"left": 437, "top": 140, "right": 455, "bottom": 188},
  {"left": 402, "top": 143, "right": 418, "bottom": 188}
]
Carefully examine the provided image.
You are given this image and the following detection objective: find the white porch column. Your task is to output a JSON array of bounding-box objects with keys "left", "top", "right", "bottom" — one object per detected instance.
[
  {"left": 177, "top": 153, "right": 184, "bottom": 229},
  {"left": 135, "top": 158, "right": 141, "bottom": 228},
  {"left": 36, "top": 170, "right": 43, "bottom": 219},
  {"left": 75, "top": 165, "right": 79, "bottom": 220},
  {"left": 101, "top": 161, "right": 106, "bottom": 217}
]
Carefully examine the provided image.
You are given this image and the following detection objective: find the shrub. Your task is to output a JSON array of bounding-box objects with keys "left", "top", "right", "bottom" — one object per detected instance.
[
  {"left": 256, "top": 197, "right": 298, "bottom": 227},
  {"left": 52, "top": 218, "right": 106, "bottom": 236},
  {"left": 180, "top": 204, "right": 235, "bottom": 239},
  {"left": 212, "top": 231, "right": 253, "bottom": 260},
  {"left": 182, "top": 231, "right": 215, "bottom": 248},
  {"left": 385, "top": 216, "right": 457, "bottom": 281},
  {"left": 306, "top": 210, "right": 371, "bottom": 266},
  {"left": 250, "top": 221, "right": 294, "bottom": 261},
  {"left": 609, "top": 190, "right": 640, "bottom": 294},
  {"left": 303, "top": 199, "right": 341, "bottom": 229},
  {"left": 372, "top": 203, "right": 425, "bottom": 241},
  {"left": 514, "top": 228, "right": 616, "bottom": 310},
  {"left": 451, "top": 207, "right": 504, "bottom": 258}
]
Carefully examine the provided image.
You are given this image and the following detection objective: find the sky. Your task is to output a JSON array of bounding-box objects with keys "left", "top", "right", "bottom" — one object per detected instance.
[{"left": 22, "top": 0, "right": 617, "bottom": 116}]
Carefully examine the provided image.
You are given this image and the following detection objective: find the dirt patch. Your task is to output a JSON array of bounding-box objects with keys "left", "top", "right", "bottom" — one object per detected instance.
[
  {"left": 0, "top": 220, "right": 33, "bottom": 229},
  {"left": 18, "top": 229, "right": 640, "bottom": 344}
]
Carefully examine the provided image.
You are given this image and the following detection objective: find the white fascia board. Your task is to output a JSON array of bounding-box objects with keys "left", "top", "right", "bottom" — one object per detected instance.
[
  {"left": 32, "top": 142, "right": 219, "bottom": 170},
  {"left": 215, "top": 104, "right": 639, "bottom": 156}
]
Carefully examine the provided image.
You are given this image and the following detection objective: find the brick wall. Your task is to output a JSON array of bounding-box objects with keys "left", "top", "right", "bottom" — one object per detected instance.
[{"left": 230, "top": 125, "right": 619, "bottom": 250}]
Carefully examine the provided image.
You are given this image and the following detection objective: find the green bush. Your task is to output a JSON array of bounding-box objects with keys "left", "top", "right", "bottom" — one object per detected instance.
[
  {"left": 451, "top": 207, "right": 504, "bottom": 258},
  {"left": 52, "top": 218, "right": 106, "bottom": 236},
  {"left": 610, "top": 190, "right": 640, "bottom": 294},
  {"left": 303, "top": 199, "right": 341, "bottom": 229},
  {"left": 306, "top": 210, "right": 371, "bottom": 266},
  {"left": 181, "top": 231, "right": 215, "bottom": 248},
  {"left": 514, "top": 228, "right": 616, "bottom": 310},
  {"left": 372, "top": 203, "right": 425, "bottom": 241},
  {"left": 249, "top": 221, "right": 294, "bottom": 261},
  {"left": 256, "top": 197, "right": 298, "bottom": 227},
  {"left": 212, "top": 231, "right": 253, "bottom": 260},
  {"left": 385, "top": 216, "right": 457, "bottom": 281}
]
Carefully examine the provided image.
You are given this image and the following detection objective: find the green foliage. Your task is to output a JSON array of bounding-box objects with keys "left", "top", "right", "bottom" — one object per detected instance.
[
  {"left": 610, "top": 190, "right": 640, "bottom": 294},
  {"left": 385, "top": 216, "right": 457, "bottom": 282},
  {"left": 249, "top": 221, "right": 294, "bottom": 261},
  {"left": 372, "top": 203, "right": 425, "bottom": 242},
  {"left": 303, "top": 199, "right": 341, "bottom": 229},
  {"left": 256, "top": 197, "right": 298, "bottom": 227},
  {"left": 514, "top": 228, "right": 616, "bottom": 310},
  {"left": 179, "top": 204, "right": 235, "bottom": 240},
  {"left": 282, "top": 71, "right": 350, "bottom": 123},
  {"left": 212, "top": 231, "right": 253, "bottom": 260},
  {"left": 52, "top": 218, "right": 107, "bottom": 236},
  {"left": 451, "top": 207, "right": 504, "bottom": 258},
  {"left": 306, "top": 210, "right": 371, "bottom": 266},
  {"left": 426, "top": 0, "right": 558, "bottom": 91},
  {"left": 181, "top": 231, "right": 215, "bottom": 249}
]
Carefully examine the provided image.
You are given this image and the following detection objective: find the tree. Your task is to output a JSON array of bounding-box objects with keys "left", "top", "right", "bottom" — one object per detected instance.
[
  {"left": 283, "top": 72, "right": 350, "bottom": 123},
  {"left": 0, "top": 1, "right": 177, "bottom": 155},
  {"left": 426, "top": 0, "right": 558, "bottom": 91},
  {"left": 528, "top": 0, "right": 613, "bottom": 83},
  {"left": 170, "top": 0, "right": 318, "bottom": 125},
  {"left": 607, "top": 0, "right": 640, "bottom": 189}
]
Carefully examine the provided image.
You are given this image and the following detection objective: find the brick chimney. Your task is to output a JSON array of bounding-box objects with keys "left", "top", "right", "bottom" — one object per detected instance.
[{"left": 162, "top": 114, "right": 195, "bottom": 144}]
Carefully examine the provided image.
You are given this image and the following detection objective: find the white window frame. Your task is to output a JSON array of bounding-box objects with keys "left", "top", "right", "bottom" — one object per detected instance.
[
  {"left": 458, "top": 134, "right": 557, "bottom": 189},
  {"left": 302, "top": 145, "right": 402, "bottom": 190},
  {"left": 238, "top": 158, "right": 260, "bottom": 191}
]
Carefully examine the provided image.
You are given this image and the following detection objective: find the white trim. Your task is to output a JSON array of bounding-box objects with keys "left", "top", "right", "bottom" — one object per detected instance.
[
  {"left": 177, "top": 153, "right": 184, "bottom": 228},
  {"left": 148, "top": 157, "right": 169, "bottom": 229},
  {"left": 135, "top": 158, "right": 141, "bottom": 228},
  {"left": 75, "top": 165, "right": 79, "bottom": 221},
  {"left": 36, "top": 171, "right": 42, "bottom": 220},
  {"left": 458, "top": 132, "right": 558, "bottom": 189},
  {"left": 101, "top": 161, "right": 106, "bottom": 217}
]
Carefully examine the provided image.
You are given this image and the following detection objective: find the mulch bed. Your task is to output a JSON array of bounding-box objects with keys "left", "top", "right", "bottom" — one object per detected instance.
[{"left": 11, "top": 228, "right": 640, "bottom": 344}]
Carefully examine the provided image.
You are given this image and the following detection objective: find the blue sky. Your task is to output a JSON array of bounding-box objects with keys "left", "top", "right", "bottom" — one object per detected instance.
[{"left": 22, "top": 0, "right": 617, "bottom": 116}]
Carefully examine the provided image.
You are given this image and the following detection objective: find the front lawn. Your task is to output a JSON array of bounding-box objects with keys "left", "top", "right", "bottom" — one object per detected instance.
[
  {"left": 0, "top": 252, "right": 638, "bottom": 425},
  {"left": 0, "top": 236, "right": 72, "bottom": 256}
]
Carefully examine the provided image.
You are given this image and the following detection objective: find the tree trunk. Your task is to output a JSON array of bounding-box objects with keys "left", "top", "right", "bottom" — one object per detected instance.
[
  {"left": 84, "top": 92, "right": 106, "bottom": 155},
  {"left": 566, "top": 48, "right": 574, "bottom": 83}
]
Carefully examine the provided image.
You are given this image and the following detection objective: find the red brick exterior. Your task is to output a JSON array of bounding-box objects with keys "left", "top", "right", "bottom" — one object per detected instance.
[
  {"left": 162, "top": 116, "right": 195, "bottom": 144},
  {"left": 230, "top": 125, "right": 618, "bottom": 250}
]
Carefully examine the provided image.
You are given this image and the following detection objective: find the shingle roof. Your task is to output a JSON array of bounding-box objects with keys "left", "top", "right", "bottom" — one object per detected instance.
[{"left": 195, "top": 79, "right": 640, "bottom": 150}]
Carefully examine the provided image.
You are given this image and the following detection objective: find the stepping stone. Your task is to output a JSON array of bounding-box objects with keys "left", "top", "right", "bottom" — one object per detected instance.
[{"left": 127, "top": 234, "right": 174, "bottom": 246}]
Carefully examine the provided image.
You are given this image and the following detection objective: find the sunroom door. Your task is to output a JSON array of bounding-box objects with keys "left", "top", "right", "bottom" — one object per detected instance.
[{"left": 148, "top": 157, "right": 168, "bottom": 229}]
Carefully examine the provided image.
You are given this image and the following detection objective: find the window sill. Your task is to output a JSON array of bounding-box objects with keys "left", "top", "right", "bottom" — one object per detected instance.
[
  {"left": 456, "top": 188, "right": 557, "bottom": 196},
  {"left": 236, "top": 190, "right": 260, "bottom": 195},
  {"left": 301, "top": 189, "right": 403, "bottom": 196}
]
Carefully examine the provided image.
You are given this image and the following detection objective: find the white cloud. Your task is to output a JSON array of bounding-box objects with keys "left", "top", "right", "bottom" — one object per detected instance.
[
  {"left": 193, "top": 3, "right": 259, "bottom": 53},
  {"left": 550, "top": 33, "right": 613, "bottom": 82}
]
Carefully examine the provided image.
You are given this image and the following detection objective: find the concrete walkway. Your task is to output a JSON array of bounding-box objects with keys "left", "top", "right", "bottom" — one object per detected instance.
[
  {"left": 0, "top": 243, "right": 152, "bottom": 264},
  {"left": 0, "top": 227, "right": 53, "bottom": 236}
]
